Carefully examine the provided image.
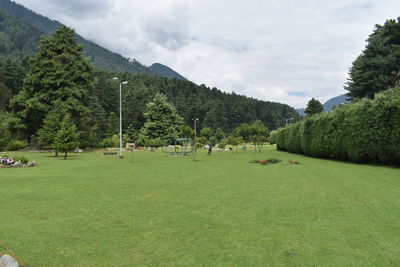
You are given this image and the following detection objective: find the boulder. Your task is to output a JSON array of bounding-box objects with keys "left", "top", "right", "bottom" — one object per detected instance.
[
  {"left": 13, "top": 162, "right": 24, "bottom": 168},
  {"left": 0, "top": 254, "right": 19, "bottom": 267},
  {"left": 26, "top": 161, "right": 36, "bottom": 167},
  {"left": 74, "top": 148, "right": 83, "bottom": 153}
]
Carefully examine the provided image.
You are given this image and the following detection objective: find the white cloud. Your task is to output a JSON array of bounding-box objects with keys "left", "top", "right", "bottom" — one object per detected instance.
[{"left": 13, "top": 0, "right": 400, "bottom": 108}]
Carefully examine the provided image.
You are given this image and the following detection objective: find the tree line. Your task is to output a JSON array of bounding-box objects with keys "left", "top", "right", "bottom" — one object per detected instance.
[{"left": 0, "top": 26, "right": 298, "bottom": 152}]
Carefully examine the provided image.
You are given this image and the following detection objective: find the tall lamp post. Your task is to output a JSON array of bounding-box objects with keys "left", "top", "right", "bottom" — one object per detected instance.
[
  {"left": 285, "top": 117, "right": 294, "bottom": 126},
  {"left": 113, "top": 77, "right": 128, "bottom": 159},
  {"left": 193, "top": 118, "right": 198, "bottom": 161}
]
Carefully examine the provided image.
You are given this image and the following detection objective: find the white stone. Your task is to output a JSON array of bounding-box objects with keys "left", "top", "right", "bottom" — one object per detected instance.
[
  {"left": 13, "top": 162, "right": 23, "bottom": 167},
  {"left": 0, "top": 254, "right": 19, "bottom": 267}
]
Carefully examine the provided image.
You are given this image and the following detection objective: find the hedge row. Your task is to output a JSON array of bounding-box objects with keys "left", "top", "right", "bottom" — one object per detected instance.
[{"left": 276, "top": 88, "right": 400, "bottom": 164}]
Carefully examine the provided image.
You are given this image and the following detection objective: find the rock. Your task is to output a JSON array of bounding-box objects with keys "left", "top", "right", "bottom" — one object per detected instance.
[
  {"left": 26, "top": 161, "right": 36, "bottom": 167},
  {"left": 74, "top": 148, "right": 83, "bottom": 153},
  {"left": 0, "top": 254, "right": 19, "bottom": 267},
  {"left": 13, "top": 162, "right": 24, "bottom": 168}
]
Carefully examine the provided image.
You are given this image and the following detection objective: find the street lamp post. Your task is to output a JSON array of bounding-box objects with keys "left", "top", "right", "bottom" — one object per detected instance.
[
  {"left": 285, "top": 117, "right": 294, "bottom": 126},
  {"left": 113, "top": 78, "right": 128, "bottom": 159},
  {"left": 193, "top": 118, "right": 198, "bottom": 161}
]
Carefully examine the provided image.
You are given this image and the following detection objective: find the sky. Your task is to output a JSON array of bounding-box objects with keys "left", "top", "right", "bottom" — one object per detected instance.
[{"left": 13, "top": 0, "right": 400, "bottom": 108}]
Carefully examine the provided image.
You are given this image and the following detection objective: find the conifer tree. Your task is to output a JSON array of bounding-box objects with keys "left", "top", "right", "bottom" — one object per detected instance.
[
  {"left": 346, "top": 18, "right": 400, "bottom": 99},
  {"left": 305, "top": 98, "right": 323, "bottom": 116},
  {"left": 55, "top": 115, "right": 79, "bottom": 159},
  {"left": 38, "top": 104, "right": 66, "bottom": 156},
  {"left": 139, "top": 93, "right": 183, "bottom": 143},
  {"left": 11, "top": 26, "right": 94, "bottom": 139}
]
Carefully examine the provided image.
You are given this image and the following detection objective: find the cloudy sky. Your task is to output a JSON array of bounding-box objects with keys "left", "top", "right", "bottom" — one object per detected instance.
[{"left": 13, "top": 0, "right": 400, "bottom": 108}]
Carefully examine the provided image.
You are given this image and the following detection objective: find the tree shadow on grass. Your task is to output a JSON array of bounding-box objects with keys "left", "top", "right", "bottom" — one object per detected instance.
[{"left": 44, "top": 154, "right": 82, "bottom": 160}]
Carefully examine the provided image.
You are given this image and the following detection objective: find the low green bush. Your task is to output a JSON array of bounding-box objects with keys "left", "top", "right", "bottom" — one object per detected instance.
[
  {"left": 14, "top": 155, "right": 29, "bottom": 164},
  {"left": 6, "top": 140, "right": 28, "bottom": 151}
]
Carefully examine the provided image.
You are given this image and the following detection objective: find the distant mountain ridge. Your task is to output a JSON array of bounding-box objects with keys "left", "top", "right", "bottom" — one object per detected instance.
[
  {"left": 296, "top": 94, "right": 350, "bottom": 116},
  {"left": 0, "top": 0, "right": 186, "bottom": 79},
  {"left": 322, "top": 94, "right": 350, "bottom": 111}
]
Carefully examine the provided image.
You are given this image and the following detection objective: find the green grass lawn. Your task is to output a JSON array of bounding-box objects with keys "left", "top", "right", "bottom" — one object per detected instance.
[{"left": 1, "top": 146, "right": 400, "bottom": 266}]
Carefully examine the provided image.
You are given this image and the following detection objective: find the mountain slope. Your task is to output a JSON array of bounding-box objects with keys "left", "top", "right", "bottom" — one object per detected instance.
[
  {"left": 149, "top": 63, "right": 187, "bottom": 80},
  {"left": 0, "top": 8, "right": 42, "bottom": 58},
  {"left": 295, "top": 108, "right": 305, "bottom": 116},
  {"left": 323, "top": 94, "right": 350, "bottom": 111},
  {"left": 0, "top": 0, "right": 186, "bottom": 79}
]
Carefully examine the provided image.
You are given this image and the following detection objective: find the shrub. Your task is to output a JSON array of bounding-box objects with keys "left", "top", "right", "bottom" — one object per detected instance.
[
  {"left": 269, "top": 130, "right": 277, "bottom": 144},
  {"left": 276, "top": 88, "right": 400, "bottom": 165},
  {"left": 100, "top": 135, "right": 119, "bottom": 148},
  {"left": 14, "top": 155, "right": 29, "bottom": 164},
  {"left": 145, "top": 138, "right": 164, "bottom": 150},
  {"left": 266, "top": 158, "right": 282, "bottom": 164},
  {"left": 6, "top": 140, "right": 28, "bottom": 151},
  {"left": 218, "top": 142, "right": 226, "bottom": 149}
]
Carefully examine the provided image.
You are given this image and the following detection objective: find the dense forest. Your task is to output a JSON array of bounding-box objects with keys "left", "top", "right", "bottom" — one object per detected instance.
[{"left": 0, "top": 20, "right": 299, "bottom": 150}]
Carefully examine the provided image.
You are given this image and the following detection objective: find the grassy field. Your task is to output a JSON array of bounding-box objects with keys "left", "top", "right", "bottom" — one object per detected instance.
[{"left": 1, "top": 146, "right": 400, "bottom": 266}]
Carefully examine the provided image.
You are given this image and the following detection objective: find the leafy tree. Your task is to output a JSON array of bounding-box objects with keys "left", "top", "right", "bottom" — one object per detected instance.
[
  {"left": 180, "top": 125, "right": 194, "bottom": 138},
  {"left": 225, "top": 136, "right": 244, "bottom": 150},
  {"left": 346, "top": 18, "right": 400, "bottom": 99},
  {"left": 305, "top": 98, "right": 323, "bottom": 116},
  {"left": 11, "top": 26, "right": 95, "bottom": 139},
  {"left": 197, "top": 137, "right": 208, "bottom": 148},
  {"left": 139, "top": 93, "right": 183, "bottom": 143},
  {"left": 55, "top": 115, "right": 79, "bottom": 159},
  {"left": 234, "top": 123, "right": 252, "bottom": 142},
  {"left": 269, "top": 130, "right": 278, "bottom": 145},
  {"left": 214, "top": 128, "right": 225, "bottom": 142},
  {"left": 200, "top": 127, "right": 213, "bottom": 140},
  {"left": 249, "top": 120, "right": 270, "bottom": 152}
]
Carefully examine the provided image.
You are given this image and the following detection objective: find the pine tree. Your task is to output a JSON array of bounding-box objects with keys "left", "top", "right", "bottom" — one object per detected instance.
[
  {"left": 305, "top": 98, "right": 323, "bottom": 116},
  {"left": 346, "top": 18, "right": 400, "bottom": 99},
  {"left": 139, "top": 93, "right": 183, "bottom": 143},
  {"left": 38, "top": 104, "right": 66, "bottom": 156},
  {"left": 11, "top": 26, "right": 94, "bottom": 139},
  {"left": 55, "top": 115, "right": 79, "bottom": 159}
]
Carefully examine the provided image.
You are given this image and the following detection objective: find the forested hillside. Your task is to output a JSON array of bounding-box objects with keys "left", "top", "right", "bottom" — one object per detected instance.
[
  {"left": 0, "top": 9, "right": 41, "bottom": 59},
  {"left": 0, "top": 0, "right": 185, "bottom": 78},
  {"left": 0, "top": 25, "right": 300, "bottom": 150}
]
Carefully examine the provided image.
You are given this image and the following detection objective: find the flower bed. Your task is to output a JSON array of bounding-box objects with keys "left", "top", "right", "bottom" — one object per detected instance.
[
  {"left": 248, "top": 159, "right": 299, "bottom": 165},
  {"left": 0, "top": 154, "right": 36, "bottom": 168}
]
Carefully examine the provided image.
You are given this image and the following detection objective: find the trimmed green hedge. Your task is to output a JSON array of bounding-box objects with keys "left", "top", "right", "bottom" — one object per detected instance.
[{"left": 276, "top": 88, "right": 400, "bottom": 164}]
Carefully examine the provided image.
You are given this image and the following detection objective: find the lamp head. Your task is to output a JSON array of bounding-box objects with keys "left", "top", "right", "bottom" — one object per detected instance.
[
  {"left": 122, "top": 81, "right": 128, "bottom": 85},
  {"left": 113, "top": 77, "right": 118, "bottom": 81}
]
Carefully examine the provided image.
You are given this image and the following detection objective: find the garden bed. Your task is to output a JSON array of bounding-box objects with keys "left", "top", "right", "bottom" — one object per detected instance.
[{"left": 0, "top": 154, "right": 36, "bottom": 168}]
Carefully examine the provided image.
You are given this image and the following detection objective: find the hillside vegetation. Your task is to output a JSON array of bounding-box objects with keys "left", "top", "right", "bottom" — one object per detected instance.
[{"left": 0, "top": 0, "right": 184, "bottom": 78}]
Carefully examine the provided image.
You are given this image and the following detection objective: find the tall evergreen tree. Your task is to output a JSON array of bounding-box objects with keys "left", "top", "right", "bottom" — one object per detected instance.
[
  {"left": 139, "top": 93, "right": 183, "bottom": 143},
  {"left": 11, "top": 26, "right": 95, "bottom": 139},
  {"left": 305, "top": 98, "right": 323, "bottom": 116},
  {"left": 346, "top": 18, "right": 400, "bottom": 99}
]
